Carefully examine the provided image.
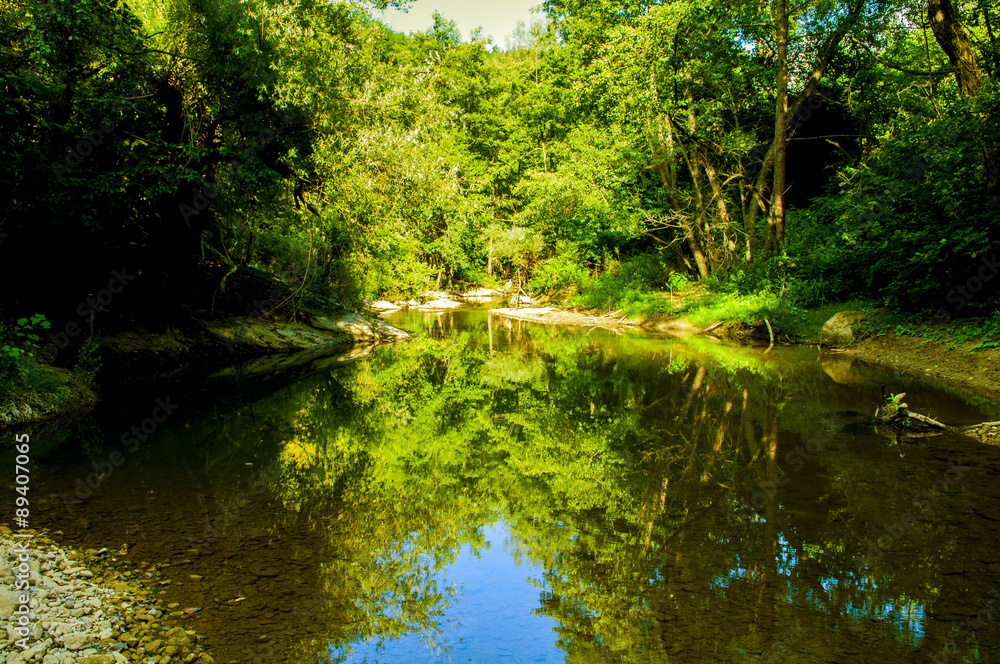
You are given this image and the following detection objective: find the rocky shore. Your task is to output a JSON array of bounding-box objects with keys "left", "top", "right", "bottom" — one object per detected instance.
[{"left": 1, "top": 526, "right": 214, "bottom": 664}]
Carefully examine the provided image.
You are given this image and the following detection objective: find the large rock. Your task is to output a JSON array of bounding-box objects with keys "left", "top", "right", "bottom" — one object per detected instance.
[
  {"left": 819, "top": 311, "right": 867, "bottom": 347},
  {"left": 417, "top": 299, "right": 464, "bottom": 310},
  {"left": 369, "top": 300, "right": 400, "bottom": 312},
  {"left": 307, "top": 312, "right": 411, "bottom": 341}
]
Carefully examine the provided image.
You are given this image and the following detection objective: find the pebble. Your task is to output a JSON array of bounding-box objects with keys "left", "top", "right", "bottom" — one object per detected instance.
[{"left": 0, "top": 527, "right": 215, "bottom": 664}]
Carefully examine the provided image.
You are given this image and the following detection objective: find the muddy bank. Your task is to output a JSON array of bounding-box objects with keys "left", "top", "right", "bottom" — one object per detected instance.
[
  {"left": 487, "top": 304, "right": 1000, "bottom": 413},
  {"left": 844, "top": 332, "right": 1000, "bottom": 403},
  {"left": 1, "top": 526, "right": 214, "bottom": 663}
]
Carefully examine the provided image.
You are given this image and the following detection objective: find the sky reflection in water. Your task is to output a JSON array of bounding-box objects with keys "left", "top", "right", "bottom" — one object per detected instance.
[{"left": 335, "top": 522, "right": 562, "bottom": 663}]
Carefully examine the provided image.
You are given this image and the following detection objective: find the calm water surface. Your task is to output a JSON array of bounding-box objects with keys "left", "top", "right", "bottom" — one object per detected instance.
[{"left": 16, "top": 309, "right": 1000, "bottom": 663}]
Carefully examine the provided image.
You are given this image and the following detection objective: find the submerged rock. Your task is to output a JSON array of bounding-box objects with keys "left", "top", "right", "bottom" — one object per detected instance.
[{"left": 0, "top": 527, "right": 213, "bottom": 663}]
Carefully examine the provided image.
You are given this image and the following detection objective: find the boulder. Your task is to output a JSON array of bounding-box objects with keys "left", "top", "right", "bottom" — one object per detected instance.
[
  {"left": 417, "top": 299, "right": 464, "bottom": 310},
  {"left": 461, "top": 288, "right": 500, "bottom": 300},
  {"left": 369, "top": 300, "right": 400, "bottom": 311},
  {"left": 819, "top": 311, "right": 867, "bottom": 347}
]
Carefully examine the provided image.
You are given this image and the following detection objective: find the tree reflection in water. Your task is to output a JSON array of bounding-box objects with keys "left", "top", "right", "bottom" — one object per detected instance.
[{"left": 226, "top": 312, "right": 1000, "bottom": 663}]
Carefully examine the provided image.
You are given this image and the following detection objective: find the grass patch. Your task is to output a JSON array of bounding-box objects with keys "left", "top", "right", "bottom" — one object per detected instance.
[{"left": 856, "top": 309, "right": 1000, "bottom": 350}]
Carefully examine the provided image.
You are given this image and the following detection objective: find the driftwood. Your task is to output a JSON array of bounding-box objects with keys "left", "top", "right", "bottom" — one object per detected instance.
[
  {"left": 875, "top": 387, "right": 1000, "bottom": 444},
  {"left": 960, "top": 421, "right": 1000, "bottom": 444},
  {"left": 874, "top": 388, "right": 947, "bottom": 430},
  {"left": 701, "top": 321, "right": 724, "bottom": 334}
]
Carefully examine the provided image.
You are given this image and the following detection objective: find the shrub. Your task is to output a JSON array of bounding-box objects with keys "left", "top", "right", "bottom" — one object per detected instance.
[{"left": 533, "top": 244, "right": 593, "bottom": 294}]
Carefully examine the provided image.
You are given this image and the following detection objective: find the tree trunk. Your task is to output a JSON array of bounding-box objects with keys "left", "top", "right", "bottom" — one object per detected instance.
[
  {"left": 770, "top": 0, "right": 789, "bottom": 252},
  {"left": 744, "top": 0, "right": 865, "bottom": 236},
  {"left": 686, "top": 233, "right": 711, "bottom": 279},
  {"left": 928, "top": 0, "right": 983, "bottom": 95},
  {"left": 702, "top": 154, "right": 737, "bottom": 258}
]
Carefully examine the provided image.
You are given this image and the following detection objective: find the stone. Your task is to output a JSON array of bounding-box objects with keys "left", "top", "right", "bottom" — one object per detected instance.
[
  {"left": 819, "top": 310, "right": 867, "bottom": 347},
  {"left": 77, "top": 657, "right": 114, "bottom": 664},
  {"left": 0, "top": 588, "right": 19, "bottom": 618},
  {"left": 63, "top": 632, "right": 92, "bottom": 650},
  {"left": 369, "top": 300, "right": 400, "bottom": 311},
  {"left": 417, "top": 299, "right": 463, "bottom": 310}
]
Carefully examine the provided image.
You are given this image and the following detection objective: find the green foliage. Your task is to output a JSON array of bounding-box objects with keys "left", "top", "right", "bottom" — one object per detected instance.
[
  {"left": 667, "top": 272, "right": 690, "bottom": 292},
  {"left": 1, "top": 0, "right": 996, "bottom": 351},
  {"left": 73, "top": 334, "right": 102, "bottom": 381},
  {"left": 571, "top": 253, "right": 673, "bottom": 316},
  {"left": 788, "top": 84, "right": 1000, "bottom": 313},
  {"left": 532, "top": 243, "right": 592, "bottom": 294},
  {"left": 0, "top": 314, "right": 52, "bottom": 392}
]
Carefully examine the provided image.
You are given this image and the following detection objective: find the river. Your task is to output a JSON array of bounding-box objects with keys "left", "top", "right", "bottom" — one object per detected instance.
[{"left": 19, "top": 308, "right": 1000, "bottom": 663}]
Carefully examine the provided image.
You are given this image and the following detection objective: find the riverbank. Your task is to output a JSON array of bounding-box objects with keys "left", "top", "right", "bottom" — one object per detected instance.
[
  {"left": 845, "top": 332, "right": 1000, "bottom": 403},
  {"left": 1, "top": 526, "right": 214, "bottom": 663},
  {"left": 0, "top": 311, "right": 410, "bottom": 431},
  {"left": 0, "top": 368, "right": 99, "bottom": 430},
  {"left": 476, "top": 290, "right": 1000, "bottom": 407}
]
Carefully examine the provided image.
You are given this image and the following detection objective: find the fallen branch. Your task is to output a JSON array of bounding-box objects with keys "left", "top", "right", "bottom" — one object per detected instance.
[
  {"left": 701, "top": 321, "right": 724, "bottom": 334},
  {"left": 906, "top": 411, "right": 947, "bottom": 429},
  {"left": 874, "top": 388, "right": 947, "bottom": 429}
]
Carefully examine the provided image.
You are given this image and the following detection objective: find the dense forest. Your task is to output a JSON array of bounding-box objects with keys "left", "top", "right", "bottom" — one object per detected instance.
[{"left": 1, "top": 0, "right": 998, "bottom": 363}]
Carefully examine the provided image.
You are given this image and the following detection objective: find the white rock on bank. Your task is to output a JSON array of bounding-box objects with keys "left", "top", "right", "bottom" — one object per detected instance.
[
  {"left": 417, "top": 299, "right": 464, "bottom": 310},
  {"left": 369, "top": 300, "right": 401, "bottom": 312}
]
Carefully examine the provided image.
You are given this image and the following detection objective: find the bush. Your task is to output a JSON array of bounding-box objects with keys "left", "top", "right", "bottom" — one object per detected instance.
[
  {"left": 0, "top": 314, "right": 51, "bottom": 393},
  {"left": 533, "top": 244, "right": 593, "bottom": 294},
  {"left": 74, "top": 335, "right": 102, "bottom": 381},
  {"left": 571, "top": 253, "right": 675, "bottom": 316},
  {"left": 788, "top": 84, "right": 1000, "bottom": 313}
]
